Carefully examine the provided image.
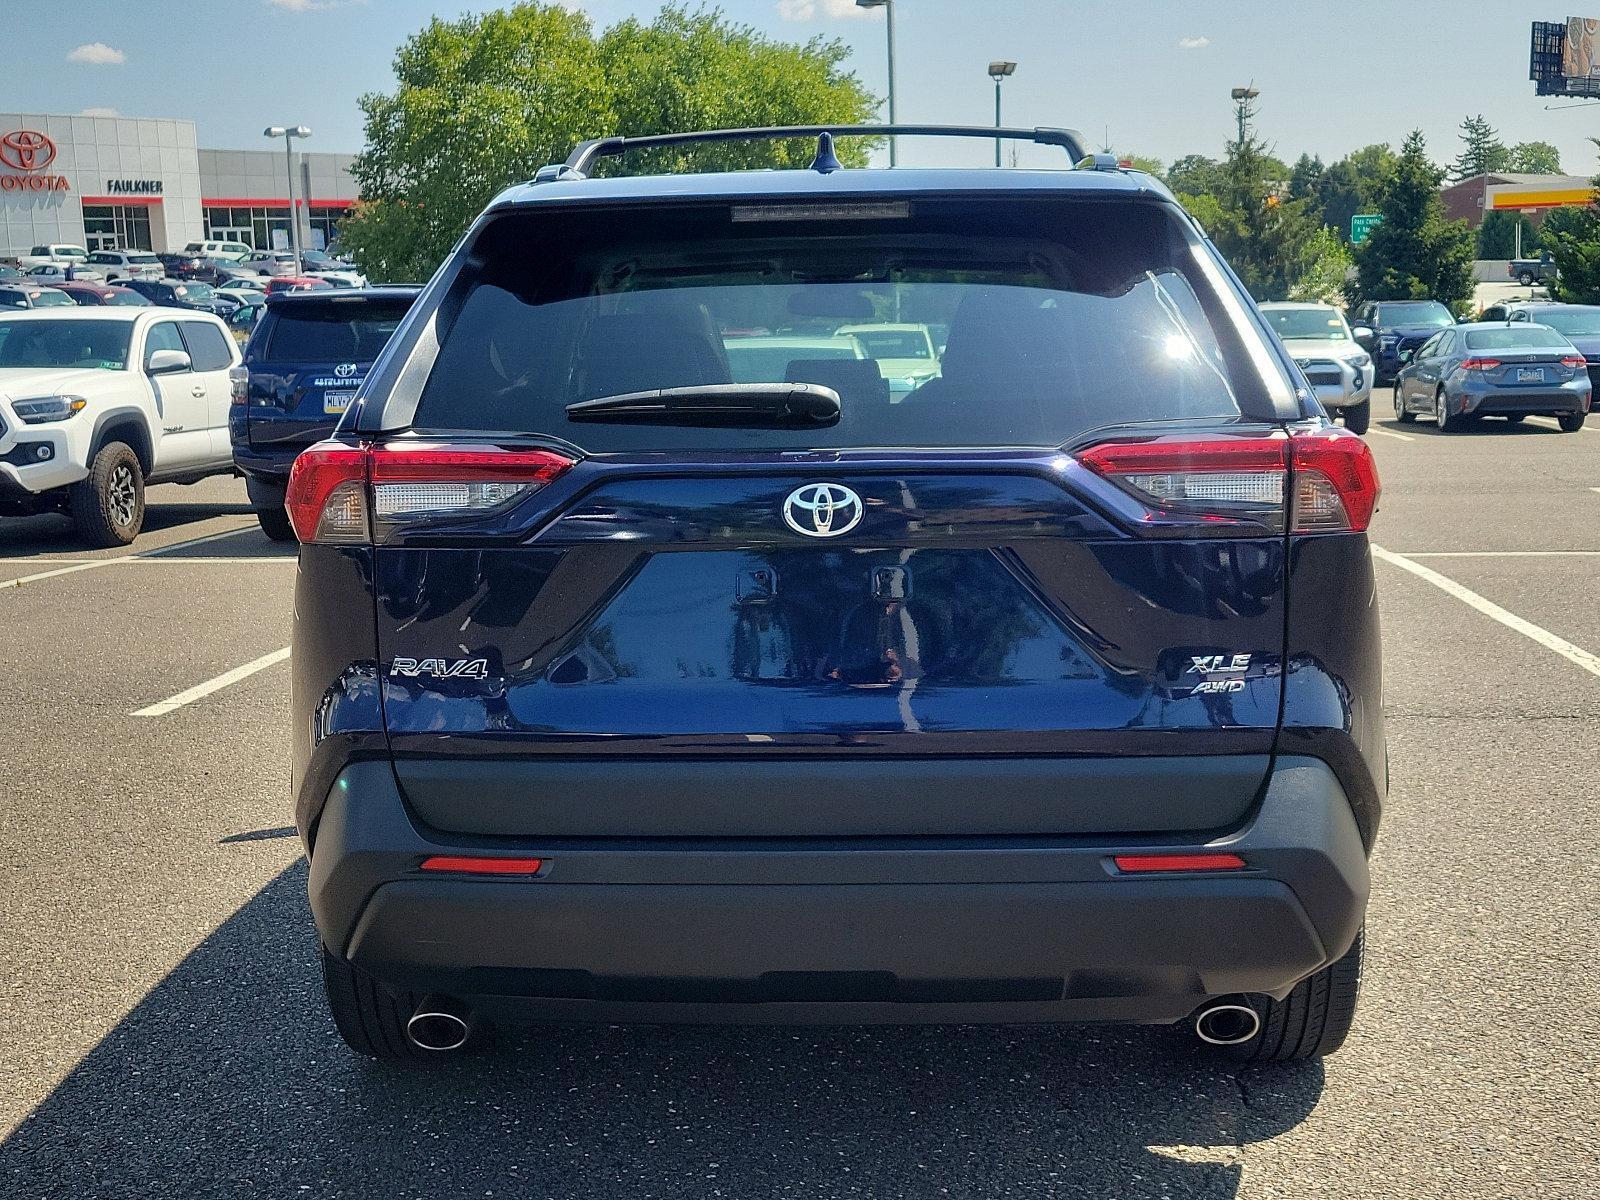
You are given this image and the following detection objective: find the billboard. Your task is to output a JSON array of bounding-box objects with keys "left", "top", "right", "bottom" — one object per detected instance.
[{"left": 1533, "top": 18, "right": 1600, "bottom": 95}]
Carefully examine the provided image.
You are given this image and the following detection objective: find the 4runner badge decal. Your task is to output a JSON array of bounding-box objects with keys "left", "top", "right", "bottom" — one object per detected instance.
[
  {"left": 1187, "top": 653, "right": 1251, "bottom": 695},
  {"left": 390, "top": 657, "right": 490, "bottom": 680}
]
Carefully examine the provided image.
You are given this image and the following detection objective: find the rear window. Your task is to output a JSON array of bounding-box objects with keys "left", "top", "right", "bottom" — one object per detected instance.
[
  {"left": 1464, "top": 327, "right": 1571, "bottom": 351},
  {"left": 262, "top": 298, "right": 413, "bottom": 362},
  {"left": 411, "top": 198, "right": 1274, "bottom": 451}
]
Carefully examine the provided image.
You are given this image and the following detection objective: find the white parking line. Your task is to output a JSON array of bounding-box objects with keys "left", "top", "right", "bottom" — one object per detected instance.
[
  {"left": 0, "top": 560, "right": 121, "bottom": 590},
  {"left": 138, "top": 526, "right": 259, "bottom": 556},
  {"left": 0, "top": 524, "right": 261, "bottom": 591},
  {"left": 1402, "top": 551, "right": 1600, "bottom": 558},
  {"left": 1372, "top": 546, "right": 1600, "bottom": 679},
  {"left": 131, "top": 647, "right": 291, "bottom": 717},
  {"left": 1367, "top": 426, "right": 1416, "bottom": 442}
]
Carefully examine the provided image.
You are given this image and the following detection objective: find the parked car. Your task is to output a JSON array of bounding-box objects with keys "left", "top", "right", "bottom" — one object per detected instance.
[
  {"left": 1259, "top": 302, "right": 1375, "bottom": 434},
  {"left": 230, "top": 286, "right": 419, "bottom": 539},
  {"left": 181, "top": 239, "right": 253, "bottom": 263},
  {"left": 120, "top": 278, "right": 233, "bottom": 316},
  {"left": 206, "top": 258, "right": 264, "bottom": 284},
  {"left": 285, "top": 127, "right": 1382, "bottom": 1066},
  {"left": 0, "top": 308, "right": 241, "bottom": 544},
  {"left": 241, "top": 249, "right": 299, "bottom": 278},
  {"left": 834, "top": 322, "right": 942, "bottom": 398},
  {"left": 1351, "top": 299, "right": 1457, "bottom": 386},
  {"left": 300, "top": 250, "right": 368, "bottom": 289},
  {"left": 1476, "top": 302, "right": 1600, "bottom": 394},
  {"left": 722, "top": 333, "right": 868, "bottom": 382},
  {"left": 225, "top": 293, "right": 268, "bottom": 334},
  {"left": 155, "top": 253, "right": 213, "bottom": 282},
  {"left": 0, "top": 265, "right": 22, "bottom": 282},
  {"left": 263, "top": 275, "right": 332, "bottom": 296},
  {"left": 50, "top": 282, "right": 153, "bottom": 308},
  {"left": 216, "top": 282, "right": 267, "bottom": 307},
  {"left": 84, "top": 249, "right": 163, "bottom": 283},
  {"left": 1509, "top": 252, "right": 1558, "bottom": 287},
  {"left": 19, "top": 243, "right": 90, "bottom": 271},
  {"left": 25, "top": 263, "right": 107, "bottom": 285},
  {"left": 0, "top": 283, "right": 77, "bottom": 310},
  {"left": 1394, "top": 321, "right": 1591, "bottom": 432}
]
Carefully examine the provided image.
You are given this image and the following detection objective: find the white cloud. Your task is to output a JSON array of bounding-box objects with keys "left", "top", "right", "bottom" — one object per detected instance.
[
  {"left": 267, "top": 0, "right": 328, "bottom": 10},
  {"left": 778, "top": 0, "right": 877, "bottom": 20},
  {"left": 66, "top": 42, "right": 126, "bottom": 65},
  {"left": 1177, "top": 35, "right": 1210, "bottom": 50},
  {"left": 80, "top": 107, "right": 120, "bottom": 118}
]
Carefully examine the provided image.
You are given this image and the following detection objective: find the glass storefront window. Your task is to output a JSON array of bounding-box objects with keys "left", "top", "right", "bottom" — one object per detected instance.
[{"left": 82, "top": 205, "right": 153, "bottom": 252}]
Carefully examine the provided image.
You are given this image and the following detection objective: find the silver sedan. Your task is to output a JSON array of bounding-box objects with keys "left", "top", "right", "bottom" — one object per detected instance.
[{"left": 1394, "top": 322, "right": 1592, "bottom": 433}]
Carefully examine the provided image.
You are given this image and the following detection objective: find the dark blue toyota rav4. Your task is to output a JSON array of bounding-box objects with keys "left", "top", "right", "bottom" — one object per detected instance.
[
  {"left": 287, "top": 127, "right": 1384, "bottom": 1064},
  {"left": 230, "top": 287, "right": 419, "bottom": 539}
]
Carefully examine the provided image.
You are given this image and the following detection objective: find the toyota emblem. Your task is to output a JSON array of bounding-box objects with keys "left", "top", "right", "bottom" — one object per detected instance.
[
  {"left": 0, "top": 130, "right": 57, "bottom": 172},
  {"left": 783, "top": 483, "right": 863, "bottom": 538},
  {"left": 333, "top": 362, "right": 358, "bottom": 379}
]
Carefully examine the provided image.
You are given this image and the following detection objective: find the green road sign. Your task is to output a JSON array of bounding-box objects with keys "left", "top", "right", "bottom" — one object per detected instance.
[{"left": 1350, "top": 214, "right": 1382, "bottom": 245}]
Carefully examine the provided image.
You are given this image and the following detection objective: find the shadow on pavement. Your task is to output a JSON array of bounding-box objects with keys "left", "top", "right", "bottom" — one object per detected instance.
[
  {"left": 0, "top": 502, "right": 256, "bottom": 558},
  {"left": 0, "top": 864, "right": 1324, "bottom": 1199}
]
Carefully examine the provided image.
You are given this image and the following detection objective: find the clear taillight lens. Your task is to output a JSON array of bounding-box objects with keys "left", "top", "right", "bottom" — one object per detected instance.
[
  {"left": 228, "top": 366, "right": 249, "bottom": 405},
  {"left": 285, "top": 442, "right": 576, "bottom": 544},
  {"left": 1077, "top": 429, "right": 1378, "bottom": 535}
]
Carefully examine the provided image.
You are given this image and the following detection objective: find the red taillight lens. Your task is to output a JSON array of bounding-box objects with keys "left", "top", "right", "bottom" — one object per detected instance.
[
  {"left": 1078, "top": 429, "right": 1378, "bottom": 535},
  {"left": 1561, "top": 355, "right": 1587, "bottom": 369},
  {"left": 1460, "top": 357, "right": 1502, "bottom": 371},
  {"left": 285, "top": 442, "right": 575, "bottom": 544},
  {"left": 1113, "top": 853, "right": 1246, "bottom": 873},
  {"left": 419, "top": 855, "right": 544, "bottom": 875}
]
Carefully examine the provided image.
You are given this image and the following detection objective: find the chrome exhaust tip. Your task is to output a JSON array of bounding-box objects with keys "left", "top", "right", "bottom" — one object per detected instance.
[
  {"left": 1194, "top": 1000, "right": 1262, "bottom": 1046},
  {"left": 406, "top": 995, "right": 473, "bottom": 1052}
]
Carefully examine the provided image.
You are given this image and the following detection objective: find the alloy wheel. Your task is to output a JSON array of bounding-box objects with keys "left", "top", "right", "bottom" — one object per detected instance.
[{"left": 109, "top": 464, "right": 137, "bottom": 529}]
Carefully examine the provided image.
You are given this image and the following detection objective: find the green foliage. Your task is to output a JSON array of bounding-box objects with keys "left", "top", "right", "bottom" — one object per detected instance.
[
  {"left": 1450, "top": 114, "right": 1511, "bottom": 182},
  {"left": 1286, "top": 226, "right": 1354, "bottom": 305},
  {"left": 339, "top": 2, "right": 877, "bottom": 281},
  {"left": 1543, "top": 139, "right": 1600, "bottom": 303},
  {"left": 1288, "top": 154, "right": 1324, "bottom": 201},
  {"left": 1476, "top": 210, "right": 1536, "bottom": 259},
  {"left": 1509, "top": 140, "right": 1561, "bottom": 175},
  {"left": 1315, "top": 144, "right": 1397, "bottom": 243},
  {"left": 1355, "top": 131, "right": 1475, "bottom": 308},
  {"left": 1165, "top": 154, "right": 1225, "bottom": 198}
]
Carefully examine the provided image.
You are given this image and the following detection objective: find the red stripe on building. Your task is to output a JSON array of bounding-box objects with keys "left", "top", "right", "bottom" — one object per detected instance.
[
  {"left": 81, "top": 195, "right": 163, "bottom": 206},
  {"left": 202, "top": 197, "right": 355, "bottom": 208}
]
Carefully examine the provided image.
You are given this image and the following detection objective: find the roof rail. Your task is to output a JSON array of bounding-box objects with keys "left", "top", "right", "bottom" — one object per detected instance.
[{"left": 545, "top": 124, "right": 1090, "bottom": 181}]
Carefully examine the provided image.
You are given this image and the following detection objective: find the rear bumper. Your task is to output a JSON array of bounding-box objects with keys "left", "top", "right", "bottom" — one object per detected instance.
[
  {"left": 307, "top": 756, "right": 1370, "bottom": 1025},
  {"left": 1459, "top": 384, "right": 1589, "bottom": 417}
]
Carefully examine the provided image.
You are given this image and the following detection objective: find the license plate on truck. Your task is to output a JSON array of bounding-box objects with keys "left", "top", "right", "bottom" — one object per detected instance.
[{"left": 323, "top": 390, "right": 358, "bottom": 414}]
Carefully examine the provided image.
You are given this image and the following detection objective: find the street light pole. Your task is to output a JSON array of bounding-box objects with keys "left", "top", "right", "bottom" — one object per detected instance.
[
  {"left": 1228, "top": 85, "right": 1258, "bottom": 146},
  {"left": 264, "top": 124, "right": 312, "bottom": 275},
  {"left": 989, "top": 61, "right": 1017, "bottom": 167},
  {"left": 856, "top": 0, "right": 897, "bottom": 166}
]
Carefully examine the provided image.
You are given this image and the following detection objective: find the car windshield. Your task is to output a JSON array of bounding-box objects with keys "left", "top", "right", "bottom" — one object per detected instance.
[
  {"left": 32, "top": 290, "right": 76, "bottom": 307},
  {"left": 0, "top": 319, "right": 132, "bottom": 367},
  {"left": 1378, "top": 301, "right": 1453, "bottom": 328},
  {"left": 181, "top": 284, "right": 215, "bottom": 301},
  {"left": 1529, "top": 307, "right": 1600, "bottom": 336},
  {"left": 412, "top": 198, "right": 1273, "bottom": 451},
  {"left": 1263, "top": 307, "right": 1350, "bottom": 341},
  {"left": 108, "top": 290, "right": 150, "bottom": 306},
  {"left": 263, "top": 298, "right": 414, "bottom": 361},
  {"left": 841, "top": 327, "right": 934, "bottom": 358},
  {"left": 1464, "top": 327, "right": 1573, "bottom": 351}
]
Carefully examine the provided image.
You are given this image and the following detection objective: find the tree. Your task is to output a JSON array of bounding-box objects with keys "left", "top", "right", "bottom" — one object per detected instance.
[
  {"left": 339, "top": 2, "right": 877, "bottom": 281},
  {"left": 1317, "top": 143, "right": 1397, "bottom": 242},
  {"left": 1450, "top": 114, "right": 1510, "bottom": 182},
  {"left": 1165, "top": 154, "right": 1225, "bottom": 198},
  {"left": 1510, "top": 140, "right": 1562, "bottom": 175},
  {"left": 1288, "top": 153, "right": 1325, "bottom": 202},
  {"left": 1355, "top": 131, "right": 1475, "bottom": 308},
  {"left": 1286, "top": 226, "right": 1354, "bottom": 304},
  {"left": 1476, "top": 210, "right": 1536, "bottom": 259},
  {"left": 1543, "top": 138, "right": 1600, "bottom": 302}
]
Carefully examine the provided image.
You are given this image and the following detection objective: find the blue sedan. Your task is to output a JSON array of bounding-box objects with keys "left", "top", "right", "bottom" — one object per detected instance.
[{"left": 1394, "top": 322, "right": 1592, "bottom": 432}]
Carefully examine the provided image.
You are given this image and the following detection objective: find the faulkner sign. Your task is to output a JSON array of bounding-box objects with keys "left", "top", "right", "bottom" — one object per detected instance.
[
  {"left": 105, "top": 179, "right": 162, "bottom": 195},
  {"left": 0, "top": 130, "right": 71, "bottom": 193}
]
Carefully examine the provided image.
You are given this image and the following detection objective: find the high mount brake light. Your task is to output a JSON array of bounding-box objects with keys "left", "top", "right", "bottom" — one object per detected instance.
[
  {"left": 1078, "top": 430, "right": 1379, "bottom": 534},
  {"left": 285, "top": 443, "right": 575, "bottom": 543}
]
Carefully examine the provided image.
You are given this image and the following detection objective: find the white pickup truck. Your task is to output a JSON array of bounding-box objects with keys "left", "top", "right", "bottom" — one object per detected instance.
[
  {"left": 0, "top": 308, "right": 242, "bottom": 545},
  {"left": 19, "top": 243, "right": 90, "bottom": 269}
]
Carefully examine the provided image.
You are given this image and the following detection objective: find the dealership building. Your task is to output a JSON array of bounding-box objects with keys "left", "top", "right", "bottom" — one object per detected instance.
[{"left": 1, "top": 111, "right": 356, "bottom": 258}]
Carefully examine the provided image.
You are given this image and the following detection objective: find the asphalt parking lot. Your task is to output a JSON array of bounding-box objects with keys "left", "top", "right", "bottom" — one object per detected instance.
[{"left": 1, "top": 409, "right": 1596, "bottom": 1199}]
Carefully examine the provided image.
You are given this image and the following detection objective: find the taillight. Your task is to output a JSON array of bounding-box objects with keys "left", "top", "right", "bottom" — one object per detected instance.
[
  {"left": 1460, "top": 357, "right": 1501, "bottom": 371},
  {"left": 228, "top": 365, "right": 249, "bottom": 405},
  {"left": 284, "top": 442, "right": 575, "bottom": 543},
  {"left": 1078, "top": 429, "right": 1379, "bottom": 534},
  {"left": 1561, "top": 355, "right": 1587, "bottom": 369}
]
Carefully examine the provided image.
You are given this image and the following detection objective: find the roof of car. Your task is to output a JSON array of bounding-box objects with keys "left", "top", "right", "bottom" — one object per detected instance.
[
  {"left": 0, "top": 305, "right": 148, "bottom": 321},
  {"left": 1456, "top": 320, "right": 1559, "bottom": 330},
  {"left": 1257, "top": 302, "right": 1337, "bottom": 311},
  {"left": 264, "top": 285, "right": 421, "bottom": 305},
  {"left": 490, "top": 166, "right": 1171, "bottom": 212}
]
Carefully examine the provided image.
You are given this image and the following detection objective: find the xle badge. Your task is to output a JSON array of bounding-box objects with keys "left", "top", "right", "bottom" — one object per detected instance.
[{"left": 1187, "top": 653, "right": 1251, "bottom": 695}]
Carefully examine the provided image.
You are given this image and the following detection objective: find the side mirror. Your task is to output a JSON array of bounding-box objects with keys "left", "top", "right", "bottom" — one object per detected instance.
[
  {"left": 146, "top": 348, "right": 192, "bottom": 375},
  {"left": 1351, "top": 326, "right": 1374, "bottom": 345},
  {"left": 1397, "top": 349, "right": 1414, "bottom": 364}
]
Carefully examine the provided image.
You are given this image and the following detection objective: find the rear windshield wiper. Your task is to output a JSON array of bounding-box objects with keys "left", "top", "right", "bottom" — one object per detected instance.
[{"left": 565, "top": 382, "right": 840, "bottom": 427}]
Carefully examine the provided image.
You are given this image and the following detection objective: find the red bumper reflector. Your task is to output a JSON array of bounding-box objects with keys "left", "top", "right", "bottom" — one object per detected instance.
[
  {"left": 1113, "top": 853, "right": 1246, "bottom": 873},
  {"left": 419, "top": 855, "right": 544, "bottom": 875}
]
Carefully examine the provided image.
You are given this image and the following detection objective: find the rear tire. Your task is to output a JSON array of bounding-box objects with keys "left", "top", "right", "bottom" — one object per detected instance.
[
  {"left": 1436, "top": 389, "right": 1466, "bottom": 433},
  {"left": 255, "top": 505, "right": 297, "bottom": 542},
  {"left": 320, "top": 945, "right": 491, "bottom": 1061},
  {"left": 1518, "top": 271, "right": 1536, "bottom": 286},
  {"left": 1342, "top": 399, "right": 1370, "bottom": 435},
  {"left": 1207, "top": 930, "right": 1365, "bottom": 1064},
  {"left": 1394, "top": 386, "right": 1414, "bottom": 423},
  {"left": 69, "top": 441, "right": 145, "bottom": 547},
  {"left": 1558, "top": 412, "right": 1587, "bottom": 432}
]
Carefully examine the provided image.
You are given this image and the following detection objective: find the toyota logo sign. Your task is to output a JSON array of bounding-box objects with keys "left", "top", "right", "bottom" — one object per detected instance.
[
  {"left": 0, "top": 130, "right": 56, "bottom": 172},
  {"left": 783, "top": 483, "right": 864, "bottom": 539}
]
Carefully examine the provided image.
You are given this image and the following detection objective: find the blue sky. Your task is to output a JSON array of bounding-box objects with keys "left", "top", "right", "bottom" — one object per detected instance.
[{"left": 19, "top": 0, "right": 1600, "bottom": 175}]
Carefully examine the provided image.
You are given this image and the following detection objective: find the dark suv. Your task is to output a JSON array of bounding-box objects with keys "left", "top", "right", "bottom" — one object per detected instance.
[
  {"left": 287, "top": 127, "right": 1384, "bottom": 1064},
  {"left": 1352, "top": 299, "right": 1457, "bottom": 386},
  {"left": 230, "top": 287, "right": 418, "bottom": 539}
]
